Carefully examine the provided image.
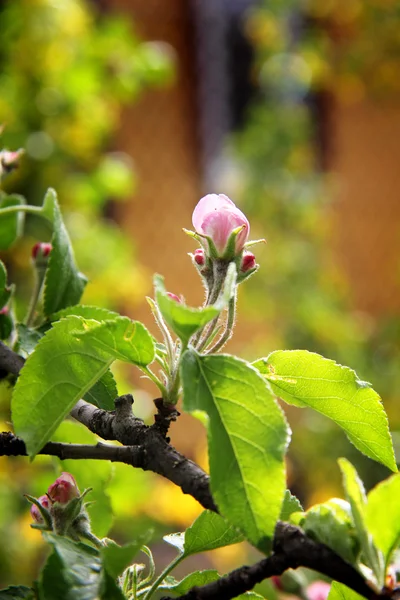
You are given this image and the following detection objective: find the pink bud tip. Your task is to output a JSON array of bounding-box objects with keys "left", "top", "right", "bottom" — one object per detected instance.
[
  {"left": 47, "top": 472, "right": 80, "bottom": 505},
  {"left": 32, "top": 242, "right": 52, "bottom": 260},
  {"left": 0, "top": 306, "right": 8, "bottom": 315},
  {"left": 192, "top": 193, "right": 249, "bottom": 256},
  {"left": 194, "top": 248, "right": 205, "bottom": 266},
  {"left": 241, "top": 251, "right": 256, "bottom": 272},
  {"left": 306, "top": 581, "right": 331, "bottom": 600},
  {"left": 271, "top": 576, "right": 283, "bottom": 590},
  {"left": 166, "top": 292, "right": 181, "bottom": 303},
  {"left": 30, "top": 495, "right": 51, "bottom": 523}
]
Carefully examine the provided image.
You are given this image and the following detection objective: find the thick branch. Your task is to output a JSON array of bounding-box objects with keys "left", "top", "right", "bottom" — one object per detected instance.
[{"left": 0, "top": 343, "right": 385, "bottom": 600}]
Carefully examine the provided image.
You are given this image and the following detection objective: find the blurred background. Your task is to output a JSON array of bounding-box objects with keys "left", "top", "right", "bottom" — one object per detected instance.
[{"left": 0, "top": 0, "right": 400, "bottom": 592}]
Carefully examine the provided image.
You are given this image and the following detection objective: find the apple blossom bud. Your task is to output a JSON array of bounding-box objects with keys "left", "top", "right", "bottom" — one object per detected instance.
[
  {"left": 47, "top": 472, "right": 80, "bottom": 505},
  {"left": 166, "top": 292, "right": 181, "bottom": 303},
  {"left": 32, "top": 242, "right": 52, "bottom": 260},
  {"left": 0, "top": 306, "right": 8, "bottom": 315},
  {"left": 306, "top": 581, "right": 331, "bottom": 600},
  {"left": 30, "top": 495, "right": 51, "bottom": 523},
  {"left": 192, "top": 193, "right": 249, "bottom": 257},
  {"left": 194, "top": 248, "right": 205, "bottom": 266},
  {"left": 241, "top": 251, "right": 256, "bottom": 273},
  {"left": 0, "top": 148, "right": 23, "bottom": 177}
]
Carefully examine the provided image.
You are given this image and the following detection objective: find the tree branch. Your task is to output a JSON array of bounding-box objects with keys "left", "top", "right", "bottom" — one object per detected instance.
[{"left": 0, "top": 343, "right": 385, "bottom": 600}]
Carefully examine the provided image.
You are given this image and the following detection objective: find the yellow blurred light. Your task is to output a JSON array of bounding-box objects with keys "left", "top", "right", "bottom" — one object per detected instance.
[
  {"left": 144, "top": 480, "right": 202, "bottom": 527},
  {"left": 333, "top": 0, "right": 362, "bottom": 24},
  {"left": 305, "top": 0, "right": 337, "bottom": 19},
  {"left": 244, "top": 11, "right": 281, "bottom": 48},
  {"left": 207, "top": 542, "right": 248, "bottom": 572}
]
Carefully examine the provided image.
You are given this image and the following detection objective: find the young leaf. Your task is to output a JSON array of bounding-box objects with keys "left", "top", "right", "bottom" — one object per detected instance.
[
  {"left": 164, "top": 510, "right": 244, "bottom": 557},
  {"left": 101, "top": 540, "right": 143, "bottom": 579},
  {"left": 254, "top": 350, "right": 397, "bottom": 472},
  {"left": 181, "top": 350, "right": 290, "bottom": 552},
  {"left": 366, "top": 473, "right": 400, "bottom": 570},
  {"left": 327, "top": 581, "right": 365, "bottom": 600},
  {"left": 159, "top": 571, "right": 220, "bottom": 595},
  {"left": 12, "top": 315, "right": 154, "bottom": 456},
  {"left": 339, "top": 458, "right": 384, "bottom": 586},
  {"left": 297, "top": 498, "right": 359, "bottom": 565},
  {"left": 0, "top": 260, "right": 11, "bottom": 308},
  {"left": 15, "top": 324, "right": 42, "bottom": 357},
  {"left": 83, "top": 369, "right": 118, "bottom": 411},
  {"left": 42, "top": 189, "right": 87, "bottom": 315},
  {"left": 154, "top": 275, "right": 220, "bottom": 344},
  {"left": 0, "top": 194, "right": 25, "bottom": 250},
  {"left": 280, "top": 490, "right": 303, "bottom": 521},
  {"left": 52, "top": 305, "right": 120, "bottom": 322}
]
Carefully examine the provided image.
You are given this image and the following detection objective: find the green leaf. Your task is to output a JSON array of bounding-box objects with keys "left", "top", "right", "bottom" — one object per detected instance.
[
  {"left": 164, "top": 510, "right": 244, "bottom": 557},
  {"left": 339, "top": 458, "right": 384, "bottom": 586},
  {"left": 40, "top": 534, "right": 110, "bottom": 600},
  {"left": 298, "top": 498, "right": 359, "bottom": 565},
  {"left": 0, "top": 260, "right": 11, "bottom": 309},
  {"left": 327, "top": 582, "right": 364, "bottom": 600},
  {"left": 101, "top": 540, "right": 143, "bottom": 579},
  {"left": 181, "top": 350, "right": 290, "bottom": 552},
  {"left": 43, "top": 189, "right": 87, "bottom": 315},
  {"left": 0, "top": 586, "right": 34, "bottom": 599},
  {"left": 0, "top": 311, "right": 12, "bottom": 340},
  {"left": 366, "top": 473, "right": 400, "bottom": 570},
  {"left": 280, "top": 490, "right": 303, "bottom": 521},
  {"left": 0, "top": 194, "right": 25, "bottom": 250},
  {"left": 52, "top": 305, "right": 120, "bottom": 322},
  {"left": 159, "top": 571, "right": 220, "bottom": 595},
  {"left": 12, "top": 315, "right": 154, "bottom": 456},
  {"left": 83, "top": 370, "right": 118, "bottom": 410},
  {"left": 154, "top": 270, "right": 235, "bottom": 345},
  {"left": 15, "top": 324, "right": 42, "bottom": 357},
  {"left": 254, "top": 350, "right": 397, "bottom": 472}
]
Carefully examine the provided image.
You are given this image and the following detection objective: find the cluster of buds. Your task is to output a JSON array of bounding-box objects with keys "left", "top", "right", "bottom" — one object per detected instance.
[
  {"left": 188, "top": 193, "right": 260, "bottom": 286},
  {"left": 27, "top": 472, "right": 99, "bottom": 545}
]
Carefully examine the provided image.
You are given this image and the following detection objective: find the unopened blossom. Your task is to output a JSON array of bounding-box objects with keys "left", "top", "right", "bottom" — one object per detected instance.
[
  {"left": 30, "top": 495, "right": 51, "bottom": 523},
  {"left": 192, "top": 193, "right": 249, "bottom": 256},
  {"left": 194, "top": 248, "right": 205, "bottom": 266},
  {"left": 166, "top": 292, "right": 181, "bottom": 303},
  {"left": 32, "top": 242, "right": 52, "bottom": 260},
  {"left": 241, "top": 251, "right": 256, "bottom": 272},
  {"left": 47, "top": 472, "right": 80, "bottom": 505},
  {"left": 306, "top": 581, "right": 331, "bottom": 600}
]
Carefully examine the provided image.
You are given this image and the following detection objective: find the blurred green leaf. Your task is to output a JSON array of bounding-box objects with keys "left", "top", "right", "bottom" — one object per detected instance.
[
  {"left": 0, "top": 587, "right": 34, "bottom": 599},
  {"left": 0, "top": 194, "right": 25, "bottom": 250},
  {"left": 0, "top": 260, "right": 11, "bottom": 309},
  {"left": 0, "top": 311, "right": 12, "bottom": 340},
  {"left": 43, "top": 189, "right": 87, "bottom": 315},
  {"left": 181, "top": 350, "right": 290, "bottom": 552},
  {"left": 339, "top": 458, "right": 384, "bottom": 585},
  {"left": 366, "top": 473, "right": 400, "bottom": 571},
  {"left": 297, "top": 498, "right": 359, "bottom": 565},
  {"left": 327, "top": 582, "right": 365, "bottom": 600},
  {"left": 101, "top": 540, "right": 143, "bottom": 579},
  {"left": 159, "top": 571, "right": 220, "bottom": 595},
  {"left": 254, "top": 350, "right": 397, "bottom": 472},
  {"left": 12, "top": 315, "right": 154, "bottom": 456}
]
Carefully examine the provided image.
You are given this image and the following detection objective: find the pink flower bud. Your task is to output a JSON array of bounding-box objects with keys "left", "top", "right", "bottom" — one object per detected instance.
[
  {"left": 166, "top": 292, "right": 181, "bottom": 303},
  {"left": 306, "top": 581, "right": 331, "bottom": 600},
  {"left": 192, "top": 194, "right": 249, "bottom": 256},
  {"left": 0, "top": 306, "right": 8, "bottom": 315},
  {"left": 241, "top": 251, "right": 256, "bottom": 272},
  {"left": 47, "top": 472, "right": 80, "bottom": 505},
  {"left": 32, "top": 242, "right": 52, "bottom": 260},
  {"left": 30, "top": 495, "right": 51, "bottom": 523},
  {"left": 0, "top": 149, "right": 23, "bottom": 174},
  {"left": 194, "top": 248, "right": 205, "bottom": 266}
]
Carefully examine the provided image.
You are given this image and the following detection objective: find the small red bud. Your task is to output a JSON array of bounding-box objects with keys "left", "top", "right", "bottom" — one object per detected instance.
[
  {"left": 194, "top": 248, "right": 205, "bottom": 266},
  {"left": 30, "top": 494, "right": 51, "bottom": 523},
  {"left": 271, "top": 576, "right": 283, "bottom": 590},
  {"left": 32, "top": 242, "right": 52, "bottom": 260},
  {"left": 241, "top": 251, "right": 256, "bottom": 272},
  {"left": 0, "top": 306, "right": 8, "bottom": 315},
  {"left": 166, "top": 292, "right": 181, "bottom": 303}
]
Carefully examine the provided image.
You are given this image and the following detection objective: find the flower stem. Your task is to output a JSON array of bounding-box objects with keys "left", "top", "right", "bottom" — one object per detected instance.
[
  {"left": 206, "top": 292, "right": 237, "bottom": 353},
  {"left": 142, "top": 552, "right": 184, "bottom": 600}
]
